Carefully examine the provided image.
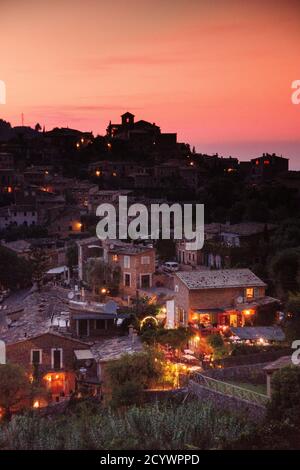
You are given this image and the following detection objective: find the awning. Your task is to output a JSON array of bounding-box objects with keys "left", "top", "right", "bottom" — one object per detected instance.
[
  {"left": 46, "top": 266, "right": 69, "bottom": 275},
  {"left": 236, "top": 296, "right": 280, "bottom": 311},
  {"left": 74, "top": 349, "right": 94, "bottom": 360},
  {"left": 73, "top": 313, "right": 117, "bottom": 320},
  {"left": 230, "top": 326, "right": 285, "bottom": 341},
  {"left": 192, "top": 308, "right": 225, "bottom": 314}
]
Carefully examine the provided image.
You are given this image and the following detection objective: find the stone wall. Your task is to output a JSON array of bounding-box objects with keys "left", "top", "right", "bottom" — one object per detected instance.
[
  {"left": 188, "top": 380, "right": 266, "bottom": 422},
  {"left": 202, "top": 362, "right": 268, "bottom": 384}
]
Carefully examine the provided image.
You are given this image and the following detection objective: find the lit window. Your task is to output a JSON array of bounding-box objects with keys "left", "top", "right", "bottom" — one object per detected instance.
[
  {"left": 112, "top": 254, "right": 118, "bottom": 262},
  {"left": 246, "top": 288, "right": 254, "bottom": 299}
]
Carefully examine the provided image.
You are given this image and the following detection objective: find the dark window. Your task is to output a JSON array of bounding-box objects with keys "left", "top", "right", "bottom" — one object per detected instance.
[
  {"left": 32, "top": 350, "right": 41, "bottom": 364},
  {"left": 178, "top": 308, "right": 185, "bottom": 324},
  {"left": 96, "top": 319, "right": 106, "bottom": 329},
  {"left": 141, "top": 274, "right": 150, "bottom": 289},
  {"left": 124, "top": 273, "right": 131, "bottom": 287},
  {"left": 53, "top": 350, "right": 62, "bottom": 370}
]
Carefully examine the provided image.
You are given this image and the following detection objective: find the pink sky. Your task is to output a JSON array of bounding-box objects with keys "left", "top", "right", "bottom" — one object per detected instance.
[{"left": 0, "top": 0, "right": 300, "bottom": 168}]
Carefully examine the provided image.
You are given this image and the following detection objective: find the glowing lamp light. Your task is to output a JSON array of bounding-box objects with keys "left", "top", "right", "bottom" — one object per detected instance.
[
  {"left": 76, "top": 142, "right": 80, "bottom": 148},
  {"left": 33, "top": 400, "right": 40, "bottom": 409},
  {"left": 140, "top": 316, "right": 158, "bottom": 327},
  {"left": 101, "top": 288, "right": 107, "bottom": 294},
  {"left": 95, "top": 170, "right": 101, "bottom": 177},
  {"left": 55, "top": 374, "right": 59, "bottom": 380}
]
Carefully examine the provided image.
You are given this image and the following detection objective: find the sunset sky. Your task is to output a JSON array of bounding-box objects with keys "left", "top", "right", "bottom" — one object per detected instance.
[{"left": 0, "top": 0, "right": 299, "bottom": 168}]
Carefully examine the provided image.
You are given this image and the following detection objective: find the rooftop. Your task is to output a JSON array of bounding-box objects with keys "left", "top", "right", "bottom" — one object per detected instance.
[
  {"left": 176, "top": 269, "right": 266, "bottom": 290},
  {"left": 91, "top": 335, "right": 143, "bottom": 362},
  {"left": 205, "top": 222, "right": 276, "bottom": 237},
  {"left": 220, "top": 222, "right": 276, "bottom": 236},
  {"left": 108, "top": 244, "right": 153, "bottom": 255},
  {"left": 0, "top": 288, "right": 70, "bottom": 345},
  {"left": 2, "top": 239, "right": 31, "bottom": 253},
  {"left": 263, "top": 355, "right": 298, "bottom": 372},
  {"left": 231, "top": 326, "right": 285, "bottom": 342}
]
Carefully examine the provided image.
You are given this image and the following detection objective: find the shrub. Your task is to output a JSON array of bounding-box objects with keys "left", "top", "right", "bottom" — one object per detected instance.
[
  {"left": 0, "top": 400, "right": 253, "bottom": 450},
  {"left": 207, "top": 334, "right": 224, "bottom": 349},
  {"left": 267, "top": 366, "right": 300, "bottom": 425}
]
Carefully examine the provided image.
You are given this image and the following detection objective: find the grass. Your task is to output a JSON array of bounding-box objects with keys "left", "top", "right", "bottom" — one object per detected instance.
[{"left": 226, "top": 381, "right": 267, "bottom": 396}]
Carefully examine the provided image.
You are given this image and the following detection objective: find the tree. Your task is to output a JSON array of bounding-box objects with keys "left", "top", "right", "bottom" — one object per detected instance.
[
  {"left": 34, "top": 123, "right": 42, "bottom": 132},
  {"left": 133, "top": 296, "right": 160, "bottom": 320},
  {"left": 0, "top": 364, "right": 31, "bottom": 419},
  {"left": 86, "top": 258, "right": 121, "bottom": 296},
  {"left": 206, "top": 333, "right": 228, "bottom": 359},
  {"left": 106, "top": 349, "right": 164, "bottom": 407},
  {"left": 207, "top": 333, "right": 224, "bottom": 349},
  {"left": 286, "top": 291, "right": 300, "bottom": 315},
  {"left": 155, "top": 239, "right": 175, "bottom": 261},
  {"left": 29, "top": 248, "right": 50, "bottom": 290},
  {"left": 66, "top": 243, "right": 78, "bottom": 275},
  {"left": 284, "top": 292, "right": 300, "bottom": 342},
  {"left": 141, "top": 326, "right": 193, "bottom": 351},
  {"left": 270, "top": 248, "right": 300, "bottom": 297},
  {"left": 0, "top": 246, "right": 32, "bottom": 289},
  {"left": 267, "top": 366, "right": 300, "bottom": 425}
]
